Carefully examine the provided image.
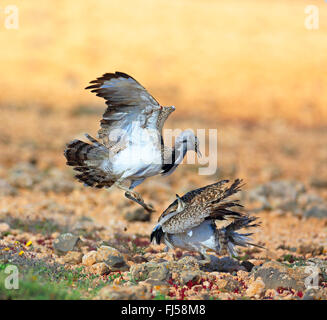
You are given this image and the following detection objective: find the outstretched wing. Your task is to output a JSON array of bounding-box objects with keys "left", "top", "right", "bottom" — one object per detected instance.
[
  {"left": 159, "top": 179, "right": 244, "bottom": 233},
  {"left": 85, "top": 72, "right": 163, "bottom": 148}
]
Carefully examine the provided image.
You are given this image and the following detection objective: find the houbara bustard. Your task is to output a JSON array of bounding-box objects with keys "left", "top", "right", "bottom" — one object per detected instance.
[
  {"left": 151, "top": 179, "right": 262, "bottom": 264},
  {"left": 64, "top": 72, "right": 201, "bottom": 212}
]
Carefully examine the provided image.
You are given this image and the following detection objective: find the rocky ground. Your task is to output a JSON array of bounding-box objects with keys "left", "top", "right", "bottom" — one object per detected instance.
[{"left": 0, "top": 114, "right": 327, "bottom": 300}]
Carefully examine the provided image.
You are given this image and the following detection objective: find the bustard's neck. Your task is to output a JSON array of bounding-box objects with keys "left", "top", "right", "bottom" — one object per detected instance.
[{"left": 161, "top": 138, "right": 188, "bottom": 175}]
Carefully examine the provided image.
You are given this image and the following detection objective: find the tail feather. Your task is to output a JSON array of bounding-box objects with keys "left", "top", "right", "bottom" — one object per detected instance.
[
  {"left": 150, "top": 225, "right": 164, "bottom": 245},
  {"left": 206, "top": 179, "right": 263, "bottom": 256},
  {"left": 223, "top": 215, "right": 263, "bottom": 256},
  {"left": 64, "top": 136, "right": 114, "bottom": 188}
]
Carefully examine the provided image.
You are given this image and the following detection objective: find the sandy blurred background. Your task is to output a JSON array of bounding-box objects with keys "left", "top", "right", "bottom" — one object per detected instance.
[
  {"left": 1, "top": 0, "right": 327, "bottom": 121},
  {"left": 0, "top": 0, "right": 326, "bottom": 230}
]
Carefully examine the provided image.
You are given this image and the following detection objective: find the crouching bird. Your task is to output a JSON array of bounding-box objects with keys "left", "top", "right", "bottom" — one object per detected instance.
[
  {"left": 151, "top": 179, "right": 262, "bottom": 264},
  {"left": 64, "top": 72, "right": 201, "bottom": 212}
]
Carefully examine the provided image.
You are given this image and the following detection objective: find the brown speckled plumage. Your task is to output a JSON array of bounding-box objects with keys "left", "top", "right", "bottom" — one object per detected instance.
[
  {"left": 152, "top": 179, "right": 262, "bottom": 259},
  {"left": 159, "top": 179, "right": 244, "bottom": 233}
]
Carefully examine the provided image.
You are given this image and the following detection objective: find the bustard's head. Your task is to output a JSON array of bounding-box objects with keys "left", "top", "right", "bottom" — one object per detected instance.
[
  {"left": 161, "top": 129, "right": 202, "bottom": 176},
  {"left": 150, "top": 194, "right": 187, "bottom": 245},
  {"left": 176, "top": 129, "right": 202, "bottom": 157}
]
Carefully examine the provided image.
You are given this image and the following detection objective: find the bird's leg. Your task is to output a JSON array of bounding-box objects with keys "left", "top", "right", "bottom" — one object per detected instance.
[
  {"left": 116, "top": 184, "right": 155, "bottom": 213},
  {"left": 124, "top": 191, "right": 155, "bottom": 213}
]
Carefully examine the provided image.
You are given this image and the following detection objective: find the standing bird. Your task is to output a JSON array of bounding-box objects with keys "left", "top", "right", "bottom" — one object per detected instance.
[
  {"left": 64, "top": 72, "right": 201, "bottom": 212},
  {"left": 151, "top": 179, "right": 262, "bottom": 264}
]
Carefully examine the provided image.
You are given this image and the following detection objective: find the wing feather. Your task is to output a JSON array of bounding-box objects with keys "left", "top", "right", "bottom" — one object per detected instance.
[
  {"left": 85, "top": 72, "right": 162, "bottom": 148},
  {"left": 160, "top": 179, "right": 244, "bottom": 233}
]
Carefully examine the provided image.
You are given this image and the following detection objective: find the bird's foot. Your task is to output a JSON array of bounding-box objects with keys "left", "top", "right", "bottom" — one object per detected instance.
[{"left": 124, "top": 191, "right": 155, "bottom": 213}]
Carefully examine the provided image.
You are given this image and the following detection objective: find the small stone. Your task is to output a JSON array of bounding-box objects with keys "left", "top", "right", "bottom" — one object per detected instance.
[
  {"left": 143, "top": 279, "right": 168, "bottom": 287},
  {"left": 304, "top": 205, "right": 327, "bottom": 218},
  {"left": 180, "top": 271, "right": 201, "bottom": 285},
  {"left": 246, "top": 278, "right": 265, "bottom": 297},
  {"left": 131, "top": 262, "right": 170, "bottom": 282},
  {"left": 53, "top": 233, "right": 81, "bottom": 254},
  {"left": 96, "top": 245, "right": 120, "bottom": 261},
  {"left": 241, "top": 260, "right": 255, "bottom": 272},
  {"left": 96, "top": 245, "right": 128, "bottom": 271},
  {"left": 207, "top": 256, "right": 246, "bottom": 272},
  {"left": 148, "top": 264, "right": 170, "bottom": 281},
  {"left": 62, "top": 251, "right": 83, "bottom": 264},
  {"left": 0, "top": 223, "right": 10, "bottom": 233},
  {"left": 131, "top": 255, "right": 148, "bottom": 264},
  {"left": 89, "top": 262, "right": 109, "bottom": 275},
  {"left": 216, "top": 276, "right": 241, "bottom": 292},
  {"left": 82, "top": 251, "right": 97, "bottom": 266},
  {"left": 253, "top": 261, "right": 308, "bottom": 291},
  {"left": 124, "top": 208, "right": 151, "bottom": 222}
]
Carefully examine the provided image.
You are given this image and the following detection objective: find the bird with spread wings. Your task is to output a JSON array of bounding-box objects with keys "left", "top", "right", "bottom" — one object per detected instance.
[{"left": 64, "top": 72, "right": 201, "bottom": 212}]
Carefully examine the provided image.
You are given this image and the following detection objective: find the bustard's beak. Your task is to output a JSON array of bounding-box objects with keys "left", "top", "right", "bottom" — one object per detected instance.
[
  {"left": 195, "top": 141, "right": 202, "bottom": 158},
  {"left": 176, "top": 194, "right": 186, "bottom": 212}
]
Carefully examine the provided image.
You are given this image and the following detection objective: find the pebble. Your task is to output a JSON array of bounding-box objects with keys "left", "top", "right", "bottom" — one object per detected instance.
[
  {"left": 206, "top": 255, "right": 247, "bottom": 272},
  {"left": 131, "top": 254, "right": 148, "bottom": 264},
  {"left": 131, "top": 256, "right": 206, "bottom": 284},
  {"left": 89, "top": 262, "right": 109, "bottom": 275},
  {"left": 245, "top": 278, "right": 265, "bottom": 298},
  {"left": 253, "top": 261, "right": 308, "bottom": 291},
  {"left": 216, "top": 276, "right": 241, "bottom": 292},
  {"left": 131, "top": 262, "right": 169, "bottom": 282},
  {"left": 180, "top": 270, "right": 201, "bottom": 285},
  {"left": 82, "top": 251, "right": 97, "bottom": 266},
  {"left": 304, "top": 205, "right": 327, "bottom": 218},
  {"left": 62, "top": 251, "right": 83, "bottom": 264},
  {"left": 96, "top": 245, "right": 128, "bottom": 271},
  {"left": 241, "top": 260, "right": 255, "bottom": 272},
  {"left": 53, "top": 233, "right": 81, "bottom": 254}
]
